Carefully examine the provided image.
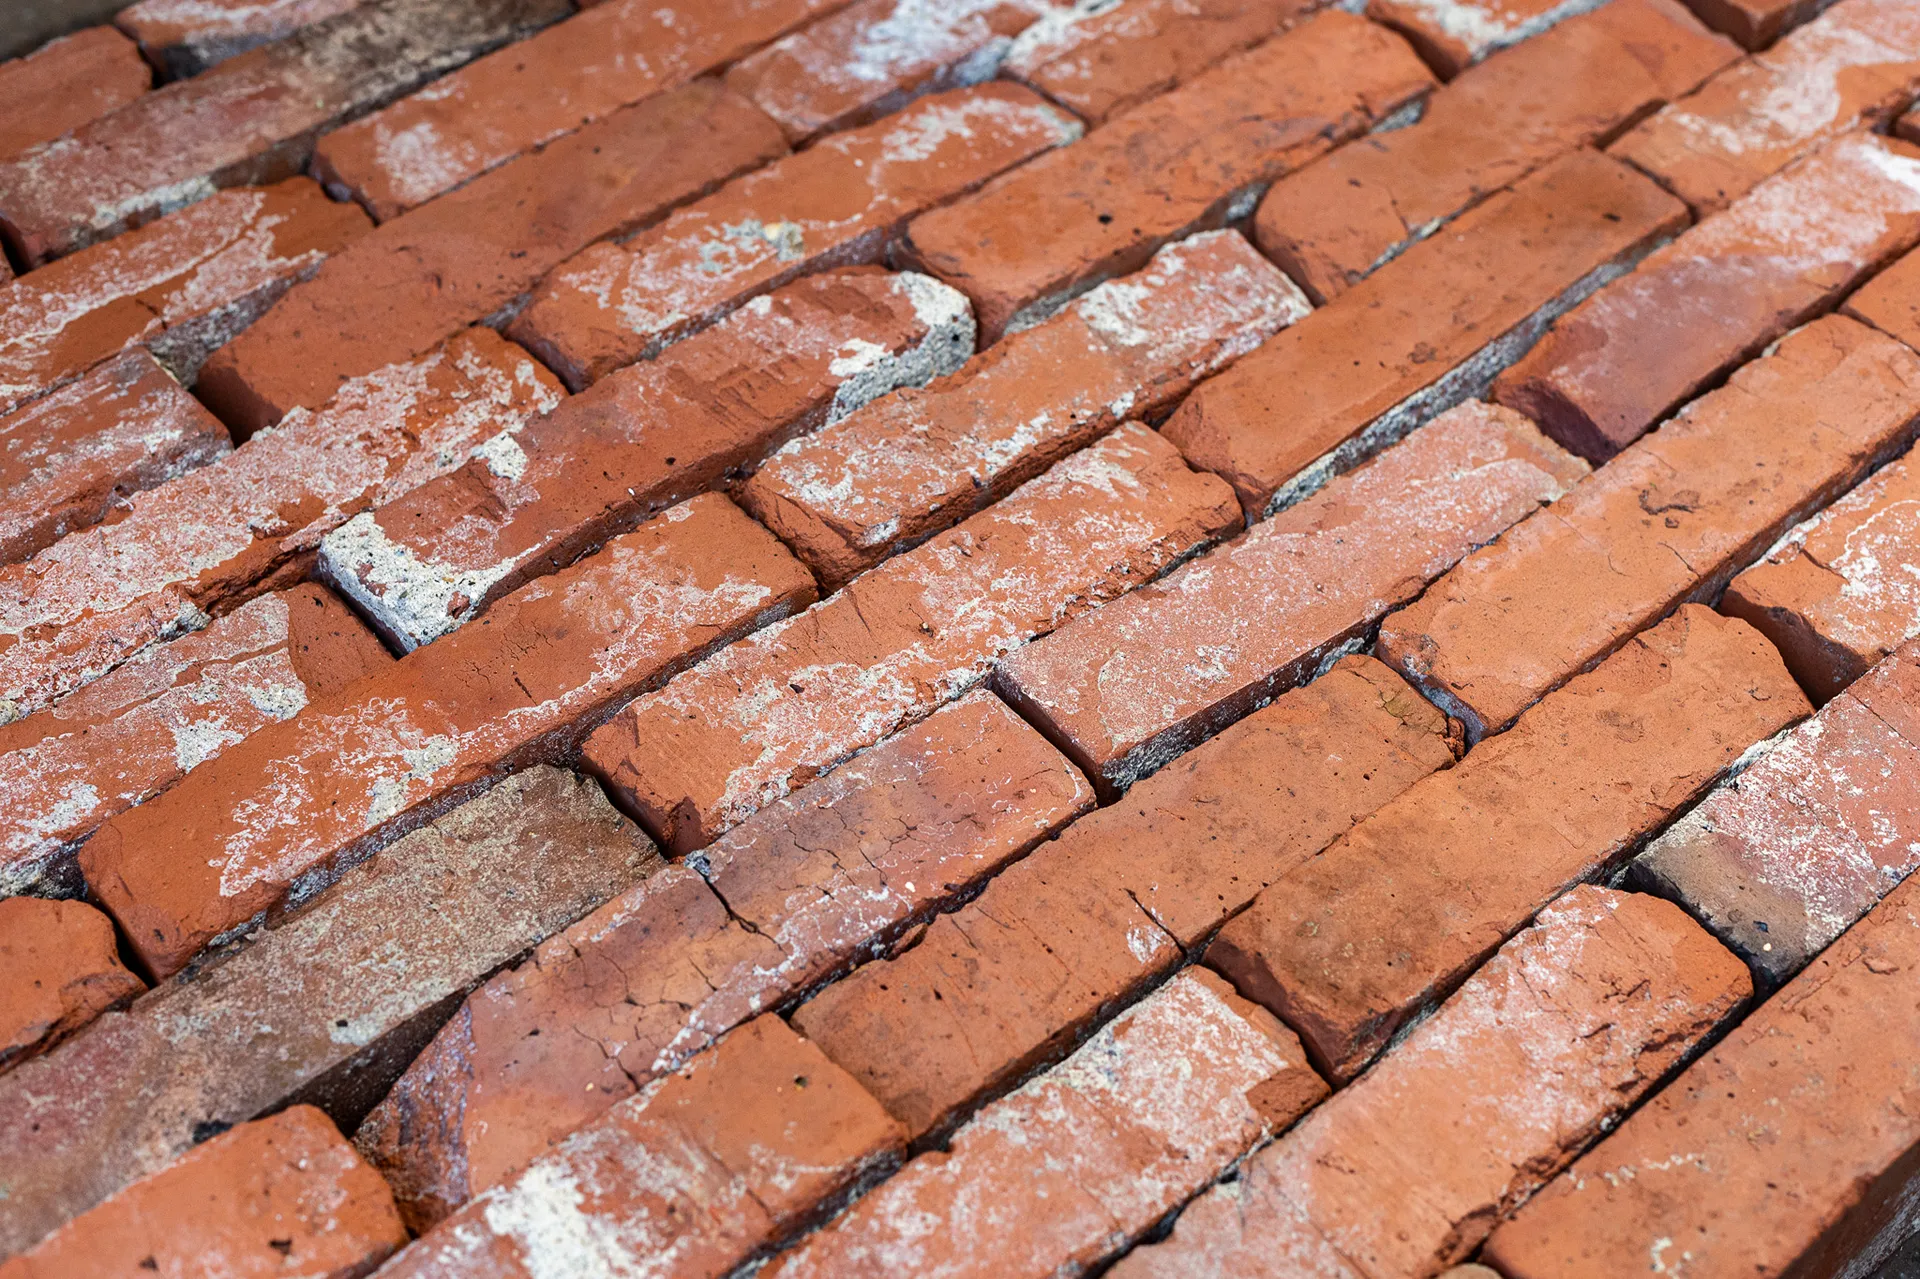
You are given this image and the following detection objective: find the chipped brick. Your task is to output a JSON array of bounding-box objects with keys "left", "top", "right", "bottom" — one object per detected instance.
[
  {"left": 115, "top": 0, "right": 368, "bottom": 78},
  {"left": 0, "top": 27, "right": 149, "bottom": 162},
  {"left": 0, "top": 898, "right": 142, "bottom": 1073},
  {"left": 1685, "top": 0, "right": 1844, "bottom": 47}
]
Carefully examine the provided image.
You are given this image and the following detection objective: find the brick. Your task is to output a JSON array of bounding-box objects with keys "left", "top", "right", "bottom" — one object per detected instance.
[
  {"left": 320, "top": 269, "right": 974, "bottom": 650},
  {"left": 1495, "top": 132, "right": 1920, "bottom": 461},
  {"left": 1685, "top": 0, "right": 1844, "bottom": 46},
  {"left": 510, "top": 83, "right": 1080, "bottom": 387},
  {"left": 312, "top": 0, "right": 838, "bottom": 222},
  {"left": 1846, "top": 238, "right": 1920, "bottom": 349},
  {"left": 586, "top": 424, "right": 1239, "bottom": 853},
  {"left": 1378, "top": 0, "right": 1619, "bottom": 76},
  {"left": 1114, "top": 888, "right": 1751, "bottom": 1277},
  {"left": 1903, "top": 102, "right": 1920, "bottom": 143},
  {"left": 1255, "top": 0, "right": 1738, "bottom": 304},
  {"left": 0, "top": 179, "right": 366, "bottom": 417},
  {"left": 899, "top": 12, "right": 1433, "bottom": 342},
  {"left": 1207, "top": 606, "right": 1805, "bottom": 1082},
  {"left": 0, "top": 349, "right": 227, "bottom": 567},
  {"left": 359, "top": 692, "right": 1087, "bottom": 1229},
  {"left": 0, "top": 766, "right": 651, "bottom": 1258},
  {"left": 198, "top": 82, "right": 786, "bottom": 436},
  {"left": 769, "top": 969, "right": 1326, "bottom": 1279},
  {"left": 0, "top": 1106, "right": 404, "bottom": 1279},
  {"left": 0, "top": 584, "right": 389, "bottom": 898},
  {"left": 115, "top": 0, "right": 367, "bottom": 78},
  {"left": 1000, "top": 400, "right": 1583, "bottom": 796},
  {"left": 1383, "top": 316, "right": 1920, "bottom": 741},
  {"left": 374, "top": 1016, "right": 904, "bottom": 1279},
  {"left": 0, "top": 0, "right": 567, "bottom": 268},
  {"left": 1162, "top": 149, "right": 1685, "bottom": 518},
  {"left": 792, "top": 656, "right": 1454, "bottom": 1139},
  {"left": 0, "top": 898, "right": 142, "bottom": 1073},
  {"left": 0, "top": 27, "right": 148, "bottom": 162},
  {"left": 0, "top": 328, "right": 559, "bottom": 721},
  {"left": 1483, "top": 865, "right": 1920, "bottom": 1278},
  {"left": 1610, "top": 0, "right": 1920, "bottom": 214},
  {"left": 741, "top": 230, "right": 1309, "bottom": 588}
]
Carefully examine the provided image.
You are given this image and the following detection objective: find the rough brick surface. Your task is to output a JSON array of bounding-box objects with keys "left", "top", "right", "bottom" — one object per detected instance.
[
  {"left": 900, "top": 11, "right": 1433, "bottom": 341},
  {"left": 1114, "top": 888, "right": 1751, "bottom": 1277},
  {"left": 1366, "top": 0, "right": 1609, "bottom": 76},
  {"left": 1847, "top": 238, "right": 1920, "bottom": 349},
  {"left": 115, "top": 0, "right": 367, "bottom": 78},
  {"left": 1686, "top": 0, "right": 1844, "bottom": 46},
  {"left": 741, "top": 231, "right": 1308, "bottom": 587},
  {"left": 0, "top": 898, "right": 143, "bottom": 1073},
  {"left": 512, "top": 84, "right": 1081, "bottom": 387},
  {"left": 0, "top": 27, "right": 149, "bottom": 162}
]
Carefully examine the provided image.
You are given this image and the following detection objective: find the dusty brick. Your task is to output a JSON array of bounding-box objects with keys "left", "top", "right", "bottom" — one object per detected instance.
[
  {"left": 1000, "top": 400, "right": 1583, "bottom": 796},
  {"left": 1114, "top": 888, "right": 1751, "bottom": 1277},
  {"left": 0, "top": 328, "right": 559, "bottom": 720},
  {"left": 320, "top": 269, "right": 973, "bottom": 651},
  {"left": 1383, "top": 316, "right": 1920, "bottom": 741},
  {"left": 899, "top": 11, "right": 1432, "bottom": 342},
  {"left": 0, "top": 898, "right": 142, "bottom": 1073},
  {"left": 1211, "top": 607, "right": 1804, "bottom": 1082},
  {"left": 770, "top": 969, "right": 1326, "bottom": 1279},
  {"left": 586, "top": 424, "right": 1239, "bottom": 854},
  {"left": 0, "top": 1106, "right": 404, "bottom": 1278},
  {"left": 1846, "top": 238, "right": 1920, "bottom": 349},
  {"left": 198, "top": 82, "right": 786, "bottom": 435},
  {"left": 1255, "top": 0, "right": 1737, "bottom": 304},
  {"left": 1373, "top": 0, "right": 1615, "bottom": 77},
  {"left": 1162, "top": 149, "right": 1685, "bottom": 518},
  {"left": 0, "top": 767, "right": 652, "bottom": 1258},
  {"left": 0, "top": 27, "right": 149, "bottom": 162},
  {"left": 115, "top": 0, "right": 368, "bottom": 78},
  {"left": 375, "top": 1017, "right": 904, "bottom": 1279},
  {"left": 0, "top": 349, "right": 227, "bottom": 567},
  {"left": 741, "top": 231, "right": 1308, "bottom": 588},
  {"left": 792, "top": 656, "right": 1455, "bottom": 1139},
  {"left": 1610, "top": 0, "right": 1920, "bottom": 213},
  {"left": 360, "top": 692, "right": 1088, "bottom": 1229},
  {"left": 1495, "top": 132, "right": 1920, "bottom": 461}
]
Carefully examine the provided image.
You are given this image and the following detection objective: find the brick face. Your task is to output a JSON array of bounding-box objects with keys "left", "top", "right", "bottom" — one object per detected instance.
[
  {"left": 0, "top": 27, "right": 149, "bottom": 163},
  {"left": 0, "top": 898, "right": 143, "bottom": 1074}
]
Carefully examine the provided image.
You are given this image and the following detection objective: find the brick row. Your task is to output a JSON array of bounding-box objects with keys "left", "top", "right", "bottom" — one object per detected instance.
[
  {"left": 1366, "top": 0, "right": 1609, "bottom": 76},
  {"left": 115, "top": 0, "right": 367, "bottom": 78},
  {"left": 0, "top": 898, "right": 143, "bottom": 1073},
  {"left": 0, "top": 27, "right": 149, "bottom": 163}
]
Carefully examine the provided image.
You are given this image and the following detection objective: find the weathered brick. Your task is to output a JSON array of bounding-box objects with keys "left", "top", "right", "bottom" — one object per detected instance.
[
  {"left": 900, "top": 11, "right": 1432, "bottom": 342},
  {"left": 1495, "top": 132, "right": 1920, "bottom": 461},
  {"left": 769, "top": 969, "right": 1326, "bottom": 1279},
  {"left": 1383, "top": 316, "right": 1920, "bottom": 741},
  {"left": 1255, "top": 0, "right": 1737, "bottom": 304},
  {"left": 0, "top": 349, "right": 227, "bottom": 567},
  {"left": 198, "top": 82, "right": 786, "bottom": 435},
  {"left": 0, "top": 26, "right": 148, "bottom": 162},
  {"left": 586, "top": 424, "right": 1239, "bottom": 853},
  {"left": 1609, "top": 0, "right": 1920, "bottom": 213},
  {"left": 320, "top": 269, "right": 973, "bottom": 651},
  {"left": 0, "top": 898, "right": 142, "bottom": 1073},
  {"left": 1366, "top": 0, "right": 1610, "bottom": 76},
  {"left": 0, "top": 766, "right": 652, "bottom": 1258},
  {"left": 374, "top": 1016, "right": 904, "bottom": 1279},
  {"left": 1114, "top": 888, "right": 1750, "bottom": 1277},
  {"left": 741, "top": 231, "right": 1308, "bottom": 588},
  {"left": 793, "top": 656, "right": 1455, "bottom": 1139},
  {"left": 360, "top": 692, "right": 1088, "bottom": 1229},
  {"left": 115, "top": 0, "right": 367, "bottom": 78},
  {"left": 511, "top": 84, "right": 1080, "bottom": 387},
  {"left": 0, "top": 328, "right": 559, "bottom": 720},
  {"left": 0, "top": 1106, "right": 404, "bottom": 1278},
  {"left": 1846, "top": 237, "right": 1920, "bottom": 349},
  {"left": 0, "top": 179, "right": 366, "bottom": 416},
  {"left": 1212, "top": 606, "right": 1805, "bottom": 1081},
  {"left": 999, "top": 400, "right": 1583, "bottom": 796},
  {"left": 1685, "top": 0, "right": 1844, "bottom": 47},
  {"left": 1162, "top": 149, "right": 1685, "bottom": 518},
  {"left": 1903, "top": 101, "right": 1920, "bottom": 143}
]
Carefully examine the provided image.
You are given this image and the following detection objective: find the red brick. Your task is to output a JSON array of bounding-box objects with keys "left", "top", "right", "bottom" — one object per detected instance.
[
  {"left": 769, "top": 969, "right": 1326, "bottom": 1279},
  {"left": 0, "top": 898, "right": 143, "bottom": 1074},
  {"left": 1383, "top": 316, "right": 1920, "bottom": 741},
  {"left": 586, "top": 424, "right": 1238, "bottom": 854},
  {"left": 510, "top": 83, "right": 1080, "bottom": 387},
  {"left": 0, "top": 350, "right": 227, "bottom": 567},
  {"left": 1115, "top": 888, "right": 1750, "bottom": 1277},
  {"left": 1255, "top": 0, "right": 1737, "bottom": 304},
  {"left": 0, "top": 179, "right": 366, "bottom": 417},
  {"left": 1207, "top": 605, "right": 1806, "bottom": 1082},
  {"left": 359, "top": 691, "right": 1087, "bottom": 1228},
  {"left": 1845, "top": 237, "right": 1920, "bottom": 349},
  {"left": 900, "top": 11, "right": 1433, "bottom": 342},
  {"left": 999, "top": 400, "right": 1583, "bottom": 796},
  {"left": 0, "top": 1106, "right": 404, "bottom": 1279},
  {"left": 1609, "top": 0, "right": 1920, "bottom": 213},
  {"left": 0, "top": 27, "right": 149, "bottom": 162},
  {"left": 375, "top": 1017, "right": 904, "bottom": 1279},
  {"left": 1161, "top": 149, "right": 1685, "bottom": 518},
  {"left": 792, "top": 656, "right": 1455, "bottom": 1139},
  {"left": 198, "top": 83, "right": 785, "bottom": 436},
  {"left": 1496, "top": 132, "right": 1920, "bottom": 461},
  {"left": 0, "top": 328, "right": 559, "bottom": 721},
  {"left": 740, "top": 230, "right": 1308, "bottom": 588},
  {"left": 1685, "top": 0, "right": 1844, "bottom": 46},
  {"left": 115, "top": 0, "right": 367, "bottom": 78},
  {"left": 319, "top": 269, "right": 973, "bottom": 651},
  {"left": 312, "top": 0, "right": 838, "bottom": 222},
  {"left": 1366, "top": 0, "right": 1611, "bottom": 76}
]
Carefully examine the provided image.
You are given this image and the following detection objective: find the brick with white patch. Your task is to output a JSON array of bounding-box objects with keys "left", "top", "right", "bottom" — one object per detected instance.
[
  {"left": 114, "top": 0, "right": 365, "bottom": 77},
  {"left": 1367, "top": 0, "right": 1611, "bottom": 77}
]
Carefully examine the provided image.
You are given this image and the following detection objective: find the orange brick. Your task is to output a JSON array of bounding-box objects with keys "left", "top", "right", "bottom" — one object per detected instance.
[
  {"left": 0, "top": 27, "right": 148, "bottom": 162},
  {"left": 0, "top": 899, "right": 143, "bottom": 1074},
  {"left": 1684, "top": 0, "right": 1845, "bottom": 46},
  {"left": 1366, "top": 0, "right": 1611, "bottom": 76},
  {"left": 1844, "top": 238, "right": 1920, "bottom": 350}
]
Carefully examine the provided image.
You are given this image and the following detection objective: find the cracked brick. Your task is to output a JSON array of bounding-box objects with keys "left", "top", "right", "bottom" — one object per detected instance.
[{"left": 0, "top": 898, "right": 143, "bottom": 1075}]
